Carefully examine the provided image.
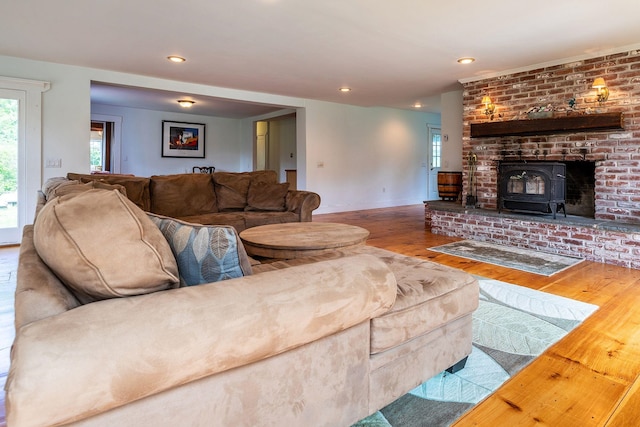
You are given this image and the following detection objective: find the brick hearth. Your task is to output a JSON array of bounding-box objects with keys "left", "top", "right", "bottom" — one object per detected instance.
[{"left": 425, "top": 201, "right": 640, "bottom": 269}]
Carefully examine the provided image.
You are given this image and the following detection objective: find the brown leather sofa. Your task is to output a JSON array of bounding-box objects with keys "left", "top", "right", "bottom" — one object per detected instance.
[{"left": 66, "top": 170, "right": 321, "bottom": 232}]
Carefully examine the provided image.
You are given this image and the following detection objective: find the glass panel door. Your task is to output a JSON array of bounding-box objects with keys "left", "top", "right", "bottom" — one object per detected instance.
[
  {"left": 0, "top": 89, "right": 25, "bottom": 245},
  {"left": 426, "top": 126, "right": 441, "bottom": 200}
]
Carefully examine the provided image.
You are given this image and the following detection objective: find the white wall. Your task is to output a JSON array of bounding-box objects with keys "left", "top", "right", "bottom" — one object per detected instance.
[
  {"left": 0, "top": 54, "right": 442, "bottom": 217},
  {"left": 440, "top": 90, "right": 464, "bottom": 172},
  {"left": 278, "top": 116, "right": 297, "bottom": 182},
  {"left": 304, "top": 102, "right": 440, "bottom": 213},
  {"left": 91, "top": 104, "right": 244, "bottom": 176}
]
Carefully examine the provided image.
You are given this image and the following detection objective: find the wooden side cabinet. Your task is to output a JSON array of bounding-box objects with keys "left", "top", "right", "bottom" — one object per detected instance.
[{"left": 285, "top": 169, "right": 297, "bottom": 190}]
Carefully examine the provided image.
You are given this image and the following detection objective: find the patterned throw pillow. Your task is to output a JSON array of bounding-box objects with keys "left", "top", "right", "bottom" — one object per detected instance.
[{"left": 148, "top": 214, "right": 252, "bottom": 286}]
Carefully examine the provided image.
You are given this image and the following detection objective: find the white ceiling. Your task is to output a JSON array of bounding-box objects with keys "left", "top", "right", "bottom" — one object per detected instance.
[
  {"left": 3, "top": 0, "right": 640, "bottom": 117},
  {"left": 89, "top": 83, "right": 289, "bottom": 119}
]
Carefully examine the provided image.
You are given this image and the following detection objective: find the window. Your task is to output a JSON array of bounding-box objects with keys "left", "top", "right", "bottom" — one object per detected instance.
[{"left": 431, "top": 132, "right": 441, "bottom": 168}]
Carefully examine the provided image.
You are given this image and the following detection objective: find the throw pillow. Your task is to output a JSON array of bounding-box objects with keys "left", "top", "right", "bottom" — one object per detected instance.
[
  {"left": 148, "top": 214, "right": 253, "bottom": 286},
  {"left": 245, "top": 181, "right": 289, "bottom": 211},
  {"left": 213, "top": 172, "right": 252, "bottom": 211},
  {"left": 149, "top": 173, "right": 217, "bottom": 217},
  {"left": 46, "top": 180, "right": 128, "bottom": 200},
  {"left": 72, "top": 174, "right": 151, "bottom": 211},
  {"left": 33, "top": 189, "right": 180, "bottom": 304},
  {"left": 41, "top": 178, "right": 81, "bottom": 200}
]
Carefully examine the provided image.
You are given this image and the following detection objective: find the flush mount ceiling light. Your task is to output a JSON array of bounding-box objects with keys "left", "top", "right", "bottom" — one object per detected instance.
[
  {"left": 167, "top": 55, "right": 186, "bottom": 63},
  {"left": 339, "top": 87, "right": 352, "bottom": 92},
  {"left": 413, "top": 103, "right": 422, "bottom": 108},
  {"left": 457, "top": 57, "right": 475, "bottom": 64},
  {"left": 177, "top": 99, "right": 195, "bottom": 107}
]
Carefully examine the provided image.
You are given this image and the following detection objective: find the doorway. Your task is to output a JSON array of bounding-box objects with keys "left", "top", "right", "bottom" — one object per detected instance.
[
  {"left": 90, "top": 114, "right": 122, "bottom": 174},
  {"left": 254, "top": 113, "right": 297, "bottom": 184},
  {"left": 255, "top": 121, "right": 270, "bottom": 171},
  {"left": 90, "top": 121, "right": 111, "bottom": 172},
  {"left": 426, "top": 125, "right": 442, "bottom": 201}
]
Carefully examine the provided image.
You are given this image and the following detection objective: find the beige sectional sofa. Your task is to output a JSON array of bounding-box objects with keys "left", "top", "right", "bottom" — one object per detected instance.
[
  {"left": 66, "top": 170, "right": 321, "bottom": 232},
  {"left": 6, "top": 183, "right": 479, "bottom": 427}
]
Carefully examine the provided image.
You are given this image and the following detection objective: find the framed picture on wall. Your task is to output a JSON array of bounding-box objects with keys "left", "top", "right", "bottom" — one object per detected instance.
[{"left": 162, "top": 120, "right": 206, "bottom": 158}]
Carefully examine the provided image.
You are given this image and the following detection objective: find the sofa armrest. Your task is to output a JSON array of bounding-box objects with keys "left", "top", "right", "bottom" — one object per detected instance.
[
  {"left": 14, "top": 225, "right": 81, "bottom": 331},
  {"left": 6, "top": 254, "right": 396, "bottom": 427},
  {"left": 285, "top": 190, "right": 321, "bottom": 222}
]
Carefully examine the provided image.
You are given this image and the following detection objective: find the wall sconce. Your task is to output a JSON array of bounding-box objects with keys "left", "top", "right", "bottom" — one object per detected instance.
[
  {"left": 481, "top": 96, "right": 496, "bottom": 117},
  {"left": 592, "top": 78, "right": 609, "bottom": 105},
  {"left": 177, "top": 99, "right": 195, "bottom": 108}
]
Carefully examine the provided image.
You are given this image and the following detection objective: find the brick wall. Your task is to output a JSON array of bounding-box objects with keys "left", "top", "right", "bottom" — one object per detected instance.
[{"left": 462, "top": 49, "right": 640, "bottom": 224}]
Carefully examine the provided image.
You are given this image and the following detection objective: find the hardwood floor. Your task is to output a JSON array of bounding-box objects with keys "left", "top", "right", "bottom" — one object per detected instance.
[{"left": 2, "top": 204, "right": 640, "bottom": 426}]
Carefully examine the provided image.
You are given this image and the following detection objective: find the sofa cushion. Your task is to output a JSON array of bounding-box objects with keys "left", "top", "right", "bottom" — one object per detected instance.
[
  {"left": 148, "top": 214, "right": 252, "bottom": 286},
  {"left": 177, "top": 212, "right": 247, "bottom": 231},
  {"left": 33, "top": 189, "right": 179, "bottom": 304},
  {"left": 245, "top": 181, "right": 289, "bottom": 212},
  {"left": 247, "top": 169, "right": 279, "bottom": 184},
  {"left": 150, "top": 173, "right": 217, "bottom": 217},
  {"left": 363, "top": 247, "right": 479, "bottom": 354},
  {"left": 243, "top": 211, "right": 299, "bottom": 230},
  {"left": 41, "top": 177, "right": 80, "bottom": 200},
  {"left": 252, "top": 245, "right": 479, "bottom": 355},
  {"left": 67, "top": 173, "right": 151, "bottom": 211}
]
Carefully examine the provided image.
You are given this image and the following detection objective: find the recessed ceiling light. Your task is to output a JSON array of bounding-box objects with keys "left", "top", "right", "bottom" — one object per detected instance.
[
  {"left": 413, "top": 103, "right": 422, "bottom": 108},
  {"left": 177, "top": 99, "right": 195, "bottom": 107},
  {"left": 339, "top": 87, "right": 352, "bottom": 92},
  {"left": 167, "top": 55, "right": 186, "bottom": 63},
  {"left": 457, "top": 57, "right": 475, "bottom": 64}
]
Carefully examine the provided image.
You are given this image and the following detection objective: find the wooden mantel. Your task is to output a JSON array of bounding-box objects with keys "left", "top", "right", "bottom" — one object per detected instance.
[{"left": 470, "top": 112, "right": 623, "bottom": 138}]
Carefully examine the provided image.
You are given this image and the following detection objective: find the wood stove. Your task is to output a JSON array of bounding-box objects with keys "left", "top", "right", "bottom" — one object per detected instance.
[{"left": 498, "top": 162, "right": 566, "bottom": 219}]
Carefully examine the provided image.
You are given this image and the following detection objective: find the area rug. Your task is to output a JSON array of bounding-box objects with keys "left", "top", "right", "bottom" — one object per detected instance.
[
  {"left": 428, "top": 240, "right": 584, "bottom": 276},
  {"left": 352, "top": 278, "right": 598, "bottom": 427}
]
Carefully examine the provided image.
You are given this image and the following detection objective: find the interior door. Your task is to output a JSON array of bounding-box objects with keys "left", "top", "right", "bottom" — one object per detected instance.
[
  {"left": 0, "top": 89, "right": 25, "bottom": 245},
  {"left": 427, "top": 126, "right": 442, "bottom": 201},
  {"left": 255, "top": 121, "right": 269, "bottom": 170}
]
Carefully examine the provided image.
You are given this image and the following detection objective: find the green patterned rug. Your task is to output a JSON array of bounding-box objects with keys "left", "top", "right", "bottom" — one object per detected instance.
[
  {"left": 428, "top": 240, "right": 584, "bottom": 276},
  {"left": 353, "top": 278, "right": 598, "bottom": 427}
]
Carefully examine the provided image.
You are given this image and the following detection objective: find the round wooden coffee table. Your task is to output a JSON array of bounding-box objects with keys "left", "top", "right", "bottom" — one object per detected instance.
[{"left": 239, "top": 222, "right": 370, "bottom": 259}]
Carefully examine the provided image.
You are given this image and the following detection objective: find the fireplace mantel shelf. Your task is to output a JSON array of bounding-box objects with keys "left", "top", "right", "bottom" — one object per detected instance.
[{"left": 470, "top": 112, "right": 623, "bottom": 138}]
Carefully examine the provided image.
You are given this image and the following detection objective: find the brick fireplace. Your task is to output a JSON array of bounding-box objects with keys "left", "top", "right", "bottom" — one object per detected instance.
[
  {"left": 426, "top": 48, "right": 640, "bottom": 269},
  {"left": 461, "top": 50, "right": 640, "bottom": 223}
]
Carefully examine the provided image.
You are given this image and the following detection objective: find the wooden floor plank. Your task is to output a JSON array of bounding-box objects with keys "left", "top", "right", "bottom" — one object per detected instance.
[
  {"left": 455, "top": 353, "right": 627, "bottom": 427},
  {"left": 605, "top": 373, "right": 640, "bottom": 426}
]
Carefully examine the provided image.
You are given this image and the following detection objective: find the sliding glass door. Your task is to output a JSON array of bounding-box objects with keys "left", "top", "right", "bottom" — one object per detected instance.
[{"left": 0, "top": 89, "right": 24, "bottom": 245}]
